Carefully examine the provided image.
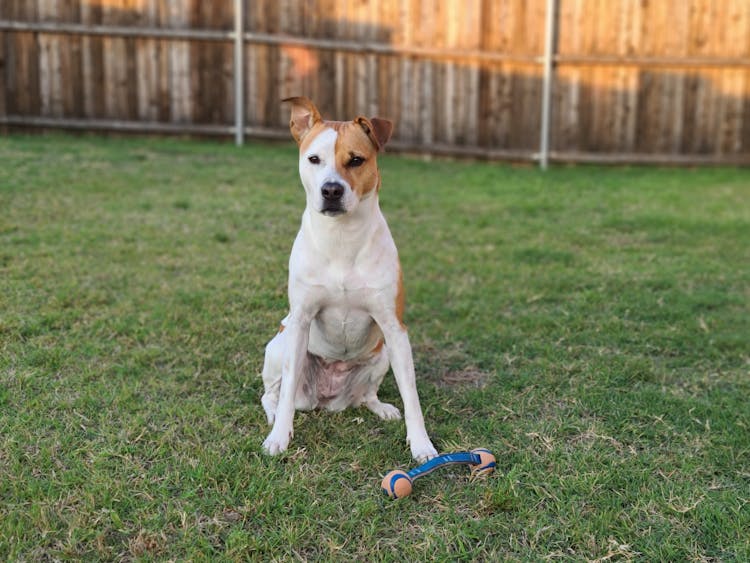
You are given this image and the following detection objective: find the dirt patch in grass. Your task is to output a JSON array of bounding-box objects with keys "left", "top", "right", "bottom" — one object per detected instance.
[{"left": 438, "top": 366, "right": 491, "bottom": 388}]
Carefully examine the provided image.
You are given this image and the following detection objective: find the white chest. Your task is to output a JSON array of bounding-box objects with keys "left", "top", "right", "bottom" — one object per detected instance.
[{"left": 287, "top": 203, "right": 399, "bottom": 361}]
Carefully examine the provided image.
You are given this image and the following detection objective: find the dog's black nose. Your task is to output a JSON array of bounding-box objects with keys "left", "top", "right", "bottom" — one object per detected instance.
[{"left": 321, "top": 182, "right": 344, "bottom": 201}]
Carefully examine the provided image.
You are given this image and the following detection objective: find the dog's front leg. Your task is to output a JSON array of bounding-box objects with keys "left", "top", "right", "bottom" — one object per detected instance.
[
  {"left": 262, "top": 311, "right": 312, "bottom": 455},
  {"left": 374, "top": 314, "right": 438, "bottom": 463}
]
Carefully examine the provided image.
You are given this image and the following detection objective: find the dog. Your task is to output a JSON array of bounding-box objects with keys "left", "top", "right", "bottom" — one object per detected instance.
[{"left": 260, "top": 97, "right": 438, "bottom": 462}]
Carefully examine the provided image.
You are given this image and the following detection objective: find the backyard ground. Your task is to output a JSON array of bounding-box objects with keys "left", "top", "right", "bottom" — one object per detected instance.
[{"left": 0, "top": 134, "right": 748, "bottom": 560}]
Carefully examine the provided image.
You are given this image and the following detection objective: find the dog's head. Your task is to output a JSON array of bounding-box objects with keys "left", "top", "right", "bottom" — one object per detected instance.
[{"left": 284, "top": 97, "right": 393, "bottom": 217}]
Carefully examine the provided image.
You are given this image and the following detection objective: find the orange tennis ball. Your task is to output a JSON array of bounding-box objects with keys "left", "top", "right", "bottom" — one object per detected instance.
[
  {"left": 470, "top": 448, "right": 496, "bottom": 478},
  {"left": 381, "top": 470, "right": 413, "bottom": 499}
]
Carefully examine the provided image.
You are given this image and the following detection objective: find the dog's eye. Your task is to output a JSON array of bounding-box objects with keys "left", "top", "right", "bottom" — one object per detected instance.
[
  {"left": 347, "top": 156, "right": 365, "bottom": 168},
  {"left": 308, "top": 155, "right": 321, "bottom": 165}
]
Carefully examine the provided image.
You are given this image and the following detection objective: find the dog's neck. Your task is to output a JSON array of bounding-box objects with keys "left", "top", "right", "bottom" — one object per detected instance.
[{"left": 302, "top": 193, "right": 383, "bottom": 263}]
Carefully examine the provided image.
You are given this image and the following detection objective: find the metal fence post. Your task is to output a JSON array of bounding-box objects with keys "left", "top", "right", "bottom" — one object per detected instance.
[
  {"left": 234, "top": 0, "right": 244, "bottom": 146},
  {"left": 539, "top": 0, "right": 557, "bottom": 169}
]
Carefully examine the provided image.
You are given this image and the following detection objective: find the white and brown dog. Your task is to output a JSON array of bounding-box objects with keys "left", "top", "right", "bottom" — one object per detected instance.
[{"left": 261, "top": 97, "right": 438, "bottom": 462}]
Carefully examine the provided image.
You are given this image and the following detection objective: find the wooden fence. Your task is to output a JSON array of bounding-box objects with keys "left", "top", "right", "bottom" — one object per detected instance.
[{"left": 1, "top": 0, "right": 749, "bottom": 165}]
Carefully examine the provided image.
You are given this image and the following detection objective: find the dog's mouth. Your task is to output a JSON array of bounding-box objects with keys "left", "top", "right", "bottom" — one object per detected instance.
[{"left": 320, "top": 206, "right": 346, "bottom": 217}]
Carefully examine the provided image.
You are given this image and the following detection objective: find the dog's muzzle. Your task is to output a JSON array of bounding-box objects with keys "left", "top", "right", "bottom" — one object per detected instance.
[{"left": 320, "top": 182, "right": 345, "bottom": 215}]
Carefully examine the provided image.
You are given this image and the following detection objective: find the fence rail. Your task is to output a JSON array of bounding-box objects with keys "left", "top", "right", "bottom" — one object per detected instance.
[
  {"left": 1, "top": 0, "right": 749, "bottom": 165},
  {"left": 4, "top": 20, "right": 750, "bottom": 68}
]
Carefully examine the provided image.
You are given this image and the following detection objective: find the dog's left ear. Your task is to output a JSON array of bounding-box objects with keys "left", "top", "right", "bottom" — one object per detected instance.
[
  {"left": 283, "top": 96, "right": 322, "bottom": 144},
  {"left": 356, "top": 116, "right": 393, "bottom": 152}
]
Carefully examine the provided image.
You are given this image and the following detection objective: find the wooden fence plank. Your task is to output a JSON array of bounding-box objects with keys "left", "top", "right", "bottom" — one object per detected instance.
[
  {"left": 0, "top": 30, "right": 6, "bottom": 121},
  {"left": 22, "top": 31, "right": 41, "bottom": 116},
  {"left": 1, "top": 0, "right": 748, "bottom": 162}
]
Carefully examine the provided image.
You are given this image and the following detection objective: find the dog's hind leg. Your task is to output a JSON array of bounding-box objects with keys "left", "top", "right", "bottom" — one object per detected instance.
[{"left": 357, "top": 347, "right": 401, "bottom": 421}]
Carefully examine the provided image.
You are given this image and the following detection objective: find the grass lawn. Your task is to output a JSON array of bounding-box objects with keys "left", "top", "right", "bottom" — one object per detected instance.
[{"left": 1, "top": 133, "right": 748, "bottom": 560}]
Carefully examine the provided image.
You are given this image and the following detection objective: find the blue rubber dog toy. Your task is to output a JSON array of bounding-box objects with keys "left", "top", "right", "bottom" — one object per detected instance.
[{"left": 381, "top": 448, "right": 496, "bottom": 499}]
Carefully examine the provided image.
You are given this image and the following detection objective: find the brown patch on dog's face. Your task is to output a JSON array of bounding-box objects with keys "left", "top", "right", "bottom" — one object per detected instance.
[{"left": 333, "top": 120, "right": 383, "bottom": 199}]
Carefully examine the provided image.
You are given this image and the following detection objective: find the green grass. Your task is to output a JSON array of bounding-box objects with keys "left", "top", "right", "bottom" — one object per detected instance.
[{"left": 1, "top": 133, "right": 748, "bottom": 561}]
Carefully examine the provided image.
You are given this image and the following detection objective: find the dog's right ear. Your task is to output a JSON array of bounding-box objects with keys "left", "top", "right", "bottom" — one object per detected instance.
[{"left": 282, "top": 97, "right": 322, "bottom": 145}]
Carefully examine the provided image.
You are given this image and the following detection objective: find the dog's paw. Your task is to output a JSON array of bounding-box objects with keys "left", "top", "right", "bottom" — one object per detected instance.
[
  {"left": 262, "top": 430, "right": 291, "bottom": 455},
  {"left": 409, "top": 437, "right": 438, "bottom": 463},
  {"left": 366, "top": 400, "right": 402, "bottom": 421}
]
